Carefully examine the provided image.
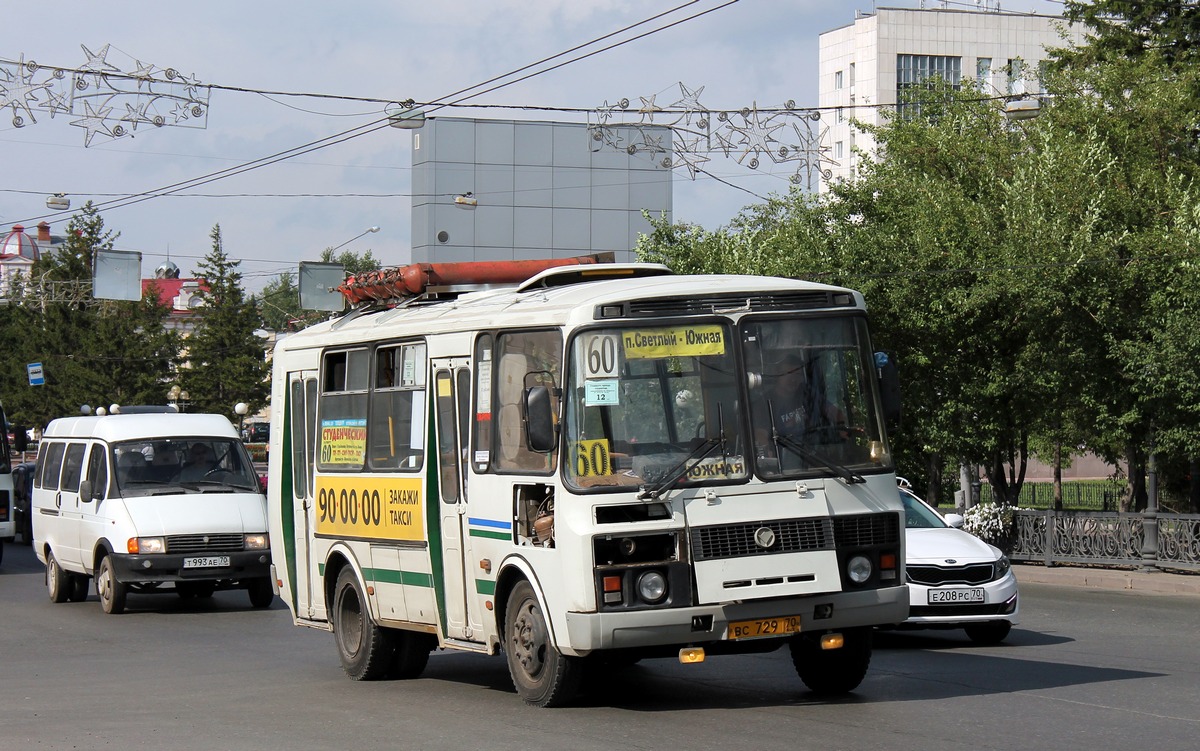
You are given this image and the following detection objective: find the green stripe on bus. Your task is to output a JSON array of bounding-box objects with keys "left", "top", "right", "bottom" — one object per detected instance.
[
  {"left": 425, "top": 385, "right": 448, "bottom": 634},
  {"left": 365, "top": 568, "right": 434, "bottom": 588},
  {"left": 469, "top": 528, "right": 511, "bottom": 541}
]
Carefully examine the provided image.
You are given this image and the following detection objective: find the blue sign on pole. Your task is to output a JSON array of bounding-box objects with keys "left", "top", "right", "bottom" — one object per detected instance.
[{"left": 27, "top": 362, "right": 45, "bottom": 386}]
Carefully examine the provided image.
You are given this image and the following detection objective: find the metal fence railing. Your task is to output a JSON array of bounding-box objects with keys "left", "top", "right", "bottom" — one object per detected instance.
[
  {"left": 1010, "top": 509, "right": 1200, "bottom": 573},
  {"left": 979, "top": 482, "right": 1122, "bottom": 511}
]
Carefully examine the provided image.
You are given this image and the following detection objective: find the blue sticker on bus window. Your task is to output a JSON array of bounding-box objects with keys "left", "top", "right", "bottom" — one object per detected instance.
[{"left": 584, "top": 379, "right": 620, "bottom": 406}]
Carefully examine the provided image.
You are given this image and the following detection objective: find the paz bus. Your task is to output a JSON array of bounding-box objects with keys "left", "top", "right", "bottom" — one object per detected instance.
[{"left": 266, "top": 255, "right": 907, "bottom": 706}]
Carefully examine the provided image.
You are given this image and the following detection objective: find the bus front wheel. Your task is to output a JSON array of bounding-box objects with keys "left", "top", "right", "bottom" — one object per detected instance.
[
  {"left": 333, "top": 567, "right": 394, "bottom": 680},
  {"left": 504, "top": 580, "right": 582, "bottom": 707},
  {"left": 790, "top": 627, "right": 872, "bottom": 695}
]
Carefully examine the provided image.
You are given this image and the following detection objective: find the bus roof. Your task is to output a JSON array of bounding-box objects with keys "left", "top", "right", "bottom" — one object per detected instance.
[{"left": 281, "top": 265, "right": 865, "bottom": 352}]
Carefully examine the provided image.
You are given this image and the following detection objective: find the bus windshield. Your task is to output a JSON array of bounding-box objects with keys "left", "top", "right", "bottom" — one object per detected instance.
[
  {"left": 743, "top": 315, "right": 892, "bottom": 480},
  {"left": 564, "top": 322, "right": 747, "bottom": 491},
  {"left": 113, "top": 438, "right": 261, "bottom": 496}
]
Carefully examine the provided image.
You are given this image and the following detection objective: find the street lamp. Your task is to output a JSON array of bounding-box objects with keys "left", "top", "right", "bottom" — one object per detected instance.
[
  {"left": 235, "top": 402, "right": 248, "bottom": 438},
  {"left": 328, "top": 226, "right": 380, "bottom": 254},
  {"left": 168, "top": 385, "right": 190, "bottom": 412}
]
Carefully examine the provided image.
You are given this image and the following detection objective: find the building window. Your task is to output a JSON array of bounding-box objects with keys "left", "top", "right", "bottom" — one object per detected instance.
[
  {"left": 897, "top": 54, "right": 962, "bottom": 116},
  {"left": 835, "top": 70, "right": 844, "bottom": 89},
  {"left": 976, "top": 57, "right": 992, "bottom": 82},
  {"left": 835, "top": 141, "right": 844, "bottom": 160},
  {"left": 849, "top": 62, "right": 856, "bottom": 88},
  {"left": 837, "top": 107, "right": 845, "bottom": 123},
  {"left": 1007, "top": 58, "right": 1026, "bottom": 95}
]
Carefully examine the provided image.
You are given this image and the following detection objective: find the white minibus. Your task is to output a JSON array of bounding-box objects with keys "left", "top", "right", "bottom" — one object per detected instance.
[{"left": 32, "top": 409, "right": 273, "bottom": 614}]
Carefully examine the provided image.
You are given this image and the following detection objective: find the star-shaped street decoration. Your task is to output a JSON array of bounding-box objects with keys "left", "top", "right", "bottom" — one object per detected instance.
[
  {"left": 637, "top": 94, "right": 663, "bottom": 124},
  {"left": 733, "top": 104, "right": 787, "bottom": 166},
  {"left": 70, "top": 99, "right": 114, "bottom": 146},
  {"left": 79, "top": 44, "right": 120, "bottom": 74},
  {"left": 674, "top": 148, "right": 711, "bottom": 180},
  {"left": 122, "top": 100, "right": 152, "bottom": 131},
  {"left": 130, "top": 59, "right": 156, "bottom": 89},
  {"left": 38, "top": 87, "right": 72, "bottom": 119},
  {"left": 1, "top": 54, "right": 52, "bottom": 126}
]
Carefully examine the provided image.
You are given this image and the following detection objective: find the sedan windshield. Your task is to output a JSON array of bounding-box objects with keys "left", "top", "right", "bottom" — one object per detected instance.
[{"left": 563, "top": 322, "right": 746, "bottom": 491}]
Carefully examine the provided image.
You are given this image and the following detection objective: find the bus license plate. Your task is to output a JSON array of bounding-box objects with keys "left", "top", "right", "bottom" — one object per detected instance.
[
  {"left": 183, "top": 556, "right": 230, "bottom": 569},
  {"left": 928, "top": 588, "right": 984, "bottom": 604},
  {"left": 728, "top": 615, "right": 801, "bottom": 640}
]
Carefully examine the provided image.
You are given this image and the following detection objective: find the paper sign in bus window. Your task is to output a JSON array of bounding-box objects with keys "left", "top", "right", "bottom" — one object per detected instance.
[
  {"left": 320, "top": 418, "right": 367, "bottom": 466},
  {"left": 622, "top": 325, "right": 725, "bottom": 359},
  {"left": 584, "top": 379, "right": 619, "bottom": 406}
]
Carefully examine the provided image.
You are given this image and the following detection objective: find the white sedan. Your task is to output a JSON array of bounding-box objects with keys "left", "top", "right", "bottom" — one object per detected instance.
[{"left": 895, "top": 487, "right": 1019, "bottom": 644}]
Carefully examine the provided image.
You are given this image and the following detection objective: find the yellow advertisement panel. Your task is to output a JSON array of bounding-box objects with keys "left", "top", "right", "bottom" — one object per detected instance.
[
  {"left": 315, "top": 475, "right": 424, "bottom": 541},
  {"left": 622, "top": 325, "right": 726, "bottom": 359},
  {"left": 320, "top": 419, "right": 367, "bottom": 466}
]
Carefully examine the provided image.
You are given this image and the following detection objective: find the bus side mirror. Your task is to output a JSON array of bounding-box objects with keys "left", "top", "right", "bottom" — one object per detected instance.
[
  {"left": 523, "top": 385, "right": 557, "bottom": 453},
  {"left": 875, "top": 351, "right": 901, "bottom": 429},
  {"left": 79, "top": 479, "right": 96, "bottom": 502}
]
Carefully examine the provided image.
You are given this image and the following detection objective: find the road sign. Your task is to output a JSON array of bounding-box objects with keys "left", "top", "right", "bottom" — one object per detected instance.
[{"left": 27, "top": 362, "right": 44, "bottom": 386}]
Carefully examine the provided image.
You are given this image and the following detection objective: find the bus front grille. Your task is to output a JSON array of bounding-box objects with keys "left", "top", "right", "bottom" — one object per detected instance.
[{"left": 166, "top": 534, "right": 245, "bottom": 553}]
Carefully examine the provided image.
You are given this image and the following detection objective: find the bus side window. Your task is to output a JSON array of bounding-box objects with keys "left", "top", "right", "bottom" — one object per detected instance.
[
  {"left": 317, "top": 348, "right": 370, "bottom": 472},
  {"left": 493, "top": 329, "right": 562, "bottom": 474},
  {"left": 368, "top": 342, "right": 427, "bottom": 471}
]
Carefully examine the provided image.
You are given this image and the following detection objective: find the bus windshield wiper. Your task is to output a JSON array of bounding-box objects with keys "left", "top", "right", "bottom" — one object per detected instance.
[
  {"left": 638, "top": 407, "right": 728, "bottom": 501},
  {"left": 773, "top": 431, "right": 865, "bottom": 484}
]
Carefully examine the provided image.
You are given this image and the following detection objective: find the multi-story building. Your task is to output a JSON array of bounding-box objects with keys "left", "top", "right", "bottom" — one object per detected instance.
[{"left": 818, "top": 4, "right": 1080, "bottom": 191}]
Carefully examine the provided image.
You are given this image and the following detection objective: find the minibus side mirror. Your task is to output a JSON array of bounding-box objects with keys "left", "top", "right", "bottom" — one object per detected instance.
[
  {"left": 79, "top": 479, "right": 96, "bottom": 502},
  {"left": 523, "top": 385, "right": 557, "bottom": 453}
]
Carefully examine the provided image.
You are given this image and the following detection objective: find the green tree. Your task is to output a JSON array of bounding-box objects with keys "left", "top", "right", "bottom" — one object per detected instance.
[
  {"left": 180, "top": 224, "right": 270, "bottom": 417},
  {"left": 255, "top": 247, "right": 381, "bottom": 332},
  {"left": 0, "top": 202, "right": 179, "bottom": 429}
]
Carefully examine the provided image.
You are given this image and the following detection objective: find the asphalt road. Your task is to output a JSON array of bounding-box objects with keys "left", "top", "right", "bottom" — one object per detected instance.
[{"left": 3, "top": 541, "right": 1198, "bottom": 751}]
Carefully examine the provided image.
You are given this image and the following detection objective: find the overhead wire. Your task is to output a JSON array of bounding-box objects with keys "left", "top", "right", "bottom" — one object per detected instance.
[{"left": 9, "top": 0, "right": 739, "bottom": 226}]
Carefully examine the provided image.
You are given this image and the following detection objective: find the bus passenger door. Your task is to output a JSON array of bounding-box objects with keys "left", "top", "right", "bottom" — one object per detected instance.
[
  {"left": 287, "top": 371, "right": 321, "bottom": 620},
  {"left": 432, "top": 362, "right": 483, "bottom": 642}
]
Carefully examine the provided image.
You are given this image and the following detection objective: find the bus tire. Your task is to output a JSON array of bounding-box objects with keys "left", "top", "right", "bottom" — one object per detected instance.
[
  {"left": 389, "top": 630, "right": 433, "bottom": 679},
  {"left": 97, "top": 556, "right": 127, "bottom": 615},
  {"left": 333, "top": 567, "right": 394, "bottom": 680},
  {"left": 504, "top": 580, "right": 582, "bottom": 707},
  {"left": 46, "top": 550, "right": 70, "bottom": 603},
  {"left": 790, "top": 627, "right": 872, "bottom": 695}
]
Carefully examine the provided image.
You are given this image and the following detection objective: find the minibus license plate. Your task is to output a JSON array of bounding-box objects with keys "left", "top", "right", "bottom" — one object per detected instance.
[
  {"left": 928, "top": 588, "right": 984, "bottom": 604},
  {"left": 184, "top": 556, "right": 230, "bottom": 569},
  {"left": 728, "top": 615, "right": 801, "bottom": 640}
]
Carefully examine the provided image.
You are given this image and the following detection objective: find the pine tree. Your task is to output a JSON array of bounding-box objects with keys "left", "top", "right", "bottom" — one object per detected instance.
[{"left": 180, "top": 224, "right": 270, "bottom": 417}]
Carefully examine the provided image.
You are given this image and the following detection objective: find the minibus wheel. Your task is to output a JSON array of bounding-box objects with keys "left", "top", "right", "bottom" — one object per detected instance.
[
  {"left": 789, "top": 627, "right": 872, "bottom": 695},
  {"left": 46, "top": 551, "right": 70, "bottom": 603},
  {"left": 67, "top": 574, "right": 90, "bottom": 602},
  {"left": 97, "top": 556, "right": 127, "bottom": 615},
  {"left": 247, "top": 577, "right": 274, "bottom": 608}
]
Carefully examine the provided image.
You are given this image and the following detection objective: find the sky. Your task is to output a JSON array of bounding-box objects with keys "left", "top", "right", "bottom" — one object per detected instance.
[{"left": 0, "top": 0, "right": 1067, "bottom": 295}]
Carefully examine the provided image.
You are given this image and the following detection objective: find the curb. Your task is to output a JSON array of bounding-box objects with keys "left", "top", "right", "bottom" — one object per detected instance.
[{"left": 1013, "top": 563, "right": 1200, "bottom": 596}]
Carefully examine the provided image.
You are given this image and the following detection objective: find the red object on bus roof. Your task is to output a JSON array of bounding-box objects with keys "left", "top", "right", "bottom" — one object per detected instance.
[{"left": 338, "top": 253, "right": 615, "bottom": 304}]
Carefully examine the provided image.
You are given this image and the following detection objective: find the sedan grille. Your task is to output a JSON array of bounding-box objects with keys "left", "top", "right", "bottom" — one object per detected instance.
[
  {"left": 166, "top": 534, "right": 245, "bottom": 554},
  {"left": 907, "top": 562, "right": 996, "bottom": 586}
]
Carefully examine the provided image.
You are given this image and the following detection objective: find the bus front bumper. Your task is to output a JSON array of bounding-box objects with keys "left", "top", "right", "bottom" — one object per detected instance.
[{"left": 562, "top": 584, "right": 908, "bottom": 654}]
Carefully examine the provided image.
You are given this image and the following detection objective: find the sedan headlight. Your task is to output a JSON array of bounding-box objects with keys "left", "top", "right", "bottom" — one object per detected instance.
[
  {"left": 245, "top": 533, "right": 269, "bottom": 550},
  {"left": 995, "top": 554, "right": 1011, "bottom": 579},
  {"left": 131, "top": 537, "right": 166, "bottom": 554}
]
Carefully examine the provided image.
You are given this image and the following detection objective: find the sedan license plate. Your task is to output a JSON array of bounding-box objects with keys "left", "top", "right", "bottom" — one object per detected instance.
[
  {"left": 728, "top": 615, "right": 801, "bottom": 640},
  {"left": 183, "top": 555, "right": 230, "bottom": 569},
  {"left": 928, "top": 588, "right": 984, "bottom": 604}
]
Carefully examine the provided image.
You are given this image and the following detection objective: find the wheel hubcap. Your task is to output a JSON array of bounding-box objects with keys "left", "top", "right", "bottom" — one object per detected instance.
[{"left": 512, "top": 602, "right": 546, "bottom": 677}]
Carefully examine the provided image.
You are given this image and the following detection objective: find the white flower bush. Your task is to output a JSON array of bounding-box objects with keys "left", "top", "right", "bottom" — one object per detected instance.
[{"left": 962, "top": 503, "right": 1024, "bottom": 549}]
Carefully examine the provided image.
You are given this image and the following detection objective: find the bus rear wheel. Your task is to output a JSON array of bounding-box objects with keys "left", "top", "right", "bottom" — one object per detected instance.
[
  {"left": 97, "top": 556, "right": 127, "bottom": 615},
  {"left": 333, "top": 567, "right": 394, "bottom": 680},
  {"left": 504, "top": 580, "right": 581, "bottom": 707},
  {"left": 46, "top": 551, "right": 70, "bottom": 603},
  {"left": 790, "top": 627, "right": 872, "bottom": 695}
]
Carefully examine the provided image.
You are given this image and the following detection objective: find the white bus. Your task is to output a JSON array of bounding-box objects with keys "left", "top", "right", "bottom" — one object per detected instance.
[
  {"left": 1, "top": 402, "right": 15, "bottom": 563},
  {"left": 267, "top": 256, "right": 907, "bottom": 706}
]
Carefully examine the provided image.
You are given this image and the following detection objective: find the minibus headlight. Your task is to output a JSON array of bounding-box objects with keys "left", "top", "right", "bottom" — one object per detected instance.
[
  {"left": 133, "top": 537, "right": 166, "bottom": 554},
  {"left": 245, "top": 533, "right": 269, "bottom": 550}
]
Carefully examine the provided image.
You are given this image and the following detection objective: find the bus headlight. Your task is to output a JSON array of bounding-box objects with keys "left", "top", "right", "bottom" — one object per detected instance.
[
  {"left": 245, "top": 533, "right": 269, "bottom": 550},
  {"left": 846, "top": 555, "right": 872, "bottom": 585},
  {"left": 636, "top": 570, "right": 667, "bottom": 603}
]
